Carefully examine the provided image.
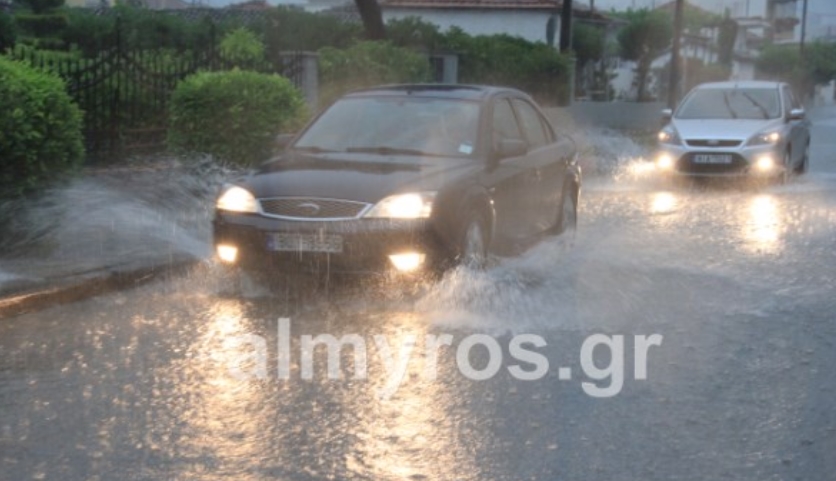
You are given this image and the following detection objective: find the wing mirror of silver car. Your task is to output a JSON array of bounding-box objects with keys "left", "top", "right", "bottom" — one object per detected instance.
[{"left": 789, "top": 108, "right": 806, "bottom": 121}]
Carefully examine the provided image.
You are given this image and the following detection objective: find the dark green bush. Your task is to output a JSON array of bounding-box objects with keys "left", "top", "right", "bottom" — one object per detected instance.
[
  {"left": 0, "top": 56, "right": 84, "bottom": 197},
  {"left": 319, "top": 40, "right": 432, "bottom": 105},
  {"left": 168, "top": 69, "right": 306, "bottom": 166},
  {"left": 0, "top": 10, "right": 17, "bottom": 52},
  {"left": 441, "top": 29, "right": 572, "bottom": 105}
]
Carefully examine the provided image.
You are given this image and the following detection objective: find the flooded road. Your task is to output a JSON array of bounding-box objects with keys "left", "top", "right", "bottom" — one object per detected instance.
[{"left": 2, "top": 131, "right": 836, "bottom": 480}]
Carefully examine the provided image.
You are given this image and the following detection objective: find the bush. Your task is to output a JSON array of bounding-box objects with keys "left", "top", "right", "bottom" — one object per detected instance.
[
  {"left": 0, "top": 56, "right": 84, "bottom": 197},
  {"left": 319, "top": 40, "right": 432, "bottom": 105},
  {"left": 0, "top": 10, "right": 17, "bottom": 52},
  {"left": 442, "top": 29, "right": 572, "bottom": 105},
  {"left": 168, "top": 69, "right": 306, "bottom": 166}
]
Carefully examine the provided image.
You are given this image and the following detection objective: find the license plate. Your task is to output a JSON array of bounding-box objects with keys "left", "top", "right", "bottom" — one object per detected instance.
[
  {"left": 693, "top": 154, "right": 732, "bottom": 164},
  {"left": 267, "top": 233, "right": 343, "bottom": 253}
]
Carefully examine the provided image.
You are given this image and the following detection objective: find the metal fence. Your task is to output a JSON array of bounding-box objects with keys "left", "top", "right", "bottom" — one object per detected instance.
[{"left": 8, "top": 20, "right": 309, "bottom": 159}]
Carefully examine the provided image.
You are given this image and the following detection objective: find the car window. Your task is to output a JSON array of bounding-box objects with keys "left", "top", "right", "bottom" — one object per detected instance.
[
  {"left": 676, "top": 88, "right": 781, "bottom": 120},
  {"left": 512, "top": 99, "right": 550, "bottom": 149},
  {"left": 492, "top": 98, "right": 523, "bottom": 149}
]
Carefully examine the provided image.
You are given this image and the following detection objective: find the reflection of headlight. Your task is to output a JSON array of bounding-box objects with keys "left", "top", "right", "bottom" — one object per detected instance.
[
  {"left": 216, "top": 185, "right": 258, "bottom": 213},
  {"left": 658, "top": 127, "right": 681, "bottom": 145},
  {"left": 747, "top": 130, "right": 781, "bottom": 146},
  {"left": 365, "top": 192, "right": 435, "bottom": 219}
]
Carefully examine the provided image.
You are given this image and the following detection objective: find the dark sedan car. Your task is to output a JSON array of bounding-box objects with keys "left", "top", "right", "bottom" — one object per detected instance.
[{"left": 213, "top": 84, "right": 581, "bottom": 275}]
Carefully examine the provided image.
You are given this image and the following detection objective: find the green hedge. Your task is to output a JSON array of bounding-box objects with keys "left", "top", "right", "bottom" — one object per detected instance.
[
  {"left": 319, "top": 40, "right": 432, "bottom": 105},
  {"left": 0, "top": 56, "right": 84, "bottom": 197},
  {"left": 168, "top": 69, "right": 306, "bottom": 166}
]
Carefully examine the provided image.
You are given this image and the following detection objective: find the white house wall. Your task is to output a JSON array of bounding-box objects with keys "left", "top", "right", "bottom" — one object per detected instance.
[{"left": 382, "top": 9, "right": 558, "bottom": 45}]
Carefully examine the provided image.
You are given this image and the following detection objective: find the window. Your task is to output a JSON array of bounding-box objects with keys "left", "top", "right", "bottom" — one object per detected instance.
[
  {"left": 492, "top": 98, "right": 522, "bottom": 150},
  {"left": 512, "top": 99, "right": 550, "bottom": 149}
]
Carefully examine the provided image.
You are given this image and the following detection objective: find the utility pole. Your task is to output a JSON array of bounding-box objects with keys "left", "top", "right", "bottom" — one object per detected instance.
[
  {"left": 667, "top": 0, "right": 685, "bottom": 109},
  {"left": 559, "top": 0, "right": 573, "bottom": 53},
  {"left": 800, "top": 0, "right": 809, "bottom": 54}
]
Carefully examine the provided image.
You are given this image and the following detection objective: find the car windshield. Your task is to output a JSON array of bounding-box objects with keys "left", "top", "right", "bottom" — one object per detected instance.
[
  {"left": 675, "top": 88, "right": 781, "bottom": 120},
  {"left": 294, "top": 96, "right": 481, "bottom": 158}
]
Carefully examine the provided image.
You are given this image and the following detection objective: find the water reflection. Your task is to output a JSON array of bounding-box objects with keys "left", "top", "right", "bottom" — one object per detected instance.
[
  {"left": 650, "top": 191, "right": 678, "bottom": 215},
  {"left": 741, "top": 195, "right": 783, "bottom": 254}
]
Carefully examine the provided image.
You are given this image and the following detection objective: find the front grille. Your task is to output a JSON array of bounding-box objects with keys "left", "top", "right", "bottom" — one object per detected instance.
[
  {"left": 259, "top": 197, "right": 370, "bottom": 220},
  {"left": 685, "top": 139, "right": 743, "bottom": 148},
  {"left": 676, "top": 152, "right": 748, "bottom": 174}
]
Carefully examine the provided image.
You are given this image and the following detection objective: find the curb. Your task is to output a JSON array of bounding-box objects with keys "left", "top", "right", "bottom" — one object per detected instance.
[{"left": 0, "top": 256, "right": 201, "bottom": 319}]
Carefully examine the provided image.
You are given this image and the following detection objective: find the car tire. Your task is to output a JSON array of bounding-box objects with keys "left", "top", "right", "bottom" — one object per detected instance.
[
  {"left": 794, "top": 141, "right": 810, "bottom": 175},
  {"left": 552, "top": 183, "right": 578, "bottom": 236},
  {"left": 779, "top": 149, "right": 792, "bottom": 185},
  {"left": 458, "top": 212, "right": 489, "bottom": 269}
]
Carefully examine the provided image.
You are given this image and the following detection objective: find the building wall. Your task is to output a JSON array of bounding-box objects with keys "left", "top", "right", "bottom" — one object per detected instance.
[{"left": 382, "top": 8, "right": 557, "bottom": 45}]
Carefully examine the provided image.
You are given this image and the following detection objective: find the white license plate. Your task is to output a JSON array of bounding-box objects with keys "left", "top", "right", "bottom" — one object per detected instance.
[
  {"left": 693, "top": 154, "right": 732, "bottom": 164},
  {"left": 267, "top": 233, "right": 343, "bottom": 253}
]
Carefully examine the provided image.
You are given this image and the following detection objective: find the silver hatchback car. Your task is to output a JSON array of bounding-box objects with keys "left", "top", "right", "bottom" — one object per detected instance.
[{"left": 654, "top": 81, "right": 811, "bottom": 181}]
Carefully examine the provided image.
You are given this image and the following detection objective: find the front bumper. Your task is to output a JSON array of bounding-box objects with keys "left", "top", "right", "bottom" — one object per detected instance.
[
  {"left": 212, "top": 212, "right": 450, "bottom": 274},
  {"left": 654, "top": 143, "right": 785, "bottom": 177}
]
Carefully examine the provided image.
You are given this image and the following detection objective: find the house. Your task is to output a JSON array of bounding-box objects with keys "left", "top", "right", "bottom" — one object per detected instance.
[{"left": 380, "top": 0, "right": 611, "bottom": 46}]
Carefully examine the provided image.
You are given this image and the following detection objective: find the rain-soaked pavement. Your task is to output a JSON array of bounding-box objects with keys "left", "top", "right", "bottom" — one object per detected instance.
[{"left": 2, "top": 122, "right": 836, "bottom": 480}]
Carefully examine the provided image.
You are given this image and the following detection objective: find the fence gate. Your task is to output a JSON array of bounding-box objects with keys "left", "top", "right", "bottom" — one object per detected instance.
[{"left": 10, "top": 21, "right": 310, "bottom": 160}]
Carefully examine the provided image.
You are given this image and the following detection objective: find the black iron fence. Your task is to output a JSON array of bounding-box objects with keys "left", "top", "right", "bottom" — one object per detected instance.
[{"left": 8, "top": 20, "right": 307, "bottom": 159}]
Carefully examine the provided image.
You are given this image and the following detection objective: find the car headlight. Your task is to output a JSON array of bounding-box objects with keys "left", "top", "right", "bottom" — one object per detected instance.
[
  {"left": 365, "top": 192, "right": 435, "bottom": 219},
  {"left": 747, "top": 130, "right": 782, "bottom": 146},
  {"left": 216, "top": 185, "right": 258, "bottom": 213},
  {"left": 657, "top": 127, "right": 681, "bottom": 145}
]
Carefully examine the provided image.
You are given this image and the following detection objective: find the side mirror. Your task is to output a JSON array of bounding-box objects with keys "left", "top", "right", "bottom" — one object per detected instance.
[
  {"left": 661, "top": 108, "right": 673, "bottom": 120},
  {"left": 497, "top": 138, "right": 528, "bottom": 159},
  {"left": 789, "top": 108, "right": 806, "bottom": 121},
  {"left": 274, "top": 133, "right": 296, "bottom": 152}
]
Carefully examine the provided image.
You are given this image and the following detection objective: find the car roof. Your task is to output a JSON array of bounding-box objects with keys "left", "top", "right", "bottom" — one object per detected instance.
[
  {"left": 692, "top": 81, "right": 783, "bottom": 90},
  {"left": 343, "top": 84, "right": 525, "bottom": 101}
]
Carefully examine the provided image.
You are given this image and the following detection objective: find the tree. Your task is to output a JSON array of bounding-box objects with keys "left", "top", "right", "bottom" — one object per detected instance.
[
  {"left": 617, "top": 9, "right": 673, "bottom": 101},
  {"left": 354, "top": 0, "right": 386, "bottom": 40},
  {"left": 573, "top": 23, "right": 606, "bottom": 98}
]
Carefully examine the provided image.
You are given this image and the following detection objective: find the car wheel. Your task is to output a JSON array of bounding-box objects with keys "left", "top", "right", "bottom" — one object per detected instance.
[
  {"left": 794, "top": 141, "right": 810, "bottom": 175},
  {"left": 458, "top": 213, "right": 489, "bottom": 269},
  {"left": 549, "top": 183, "right": 577, "bottom": 237},
  {"left": 779, "top": 149, "right": 792, "bottom": 185}
]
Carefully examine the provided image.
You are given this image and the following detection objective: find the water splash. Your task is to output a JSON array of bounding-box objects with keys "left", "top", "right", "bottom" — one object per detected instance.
[{"left": 0, "top": 155, "right": 238, "bottom": 276}]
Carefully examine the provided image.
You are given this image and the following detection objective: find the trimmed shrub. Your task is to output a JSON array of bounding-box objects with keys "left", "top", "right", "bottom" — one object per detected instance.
[
  {"left": 319, "top": 40, "right": 432, "bottom": 105},
  {"left": 0, "top": 56, "right": 84, "bottom": 197},
  {"left": 168, "top": 69, "right": 306, "bottom": 166}
]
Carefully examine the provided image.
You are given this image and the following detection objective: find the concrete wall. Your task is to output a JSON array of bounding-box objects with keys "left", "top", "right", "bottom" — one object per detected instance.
[{"left": 543, "top": 101, "right": 667, "bottom": 133}]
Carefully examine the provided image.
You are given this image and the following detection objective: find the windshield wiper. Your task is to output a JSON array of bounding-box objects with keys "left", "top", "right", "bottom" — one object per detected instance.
[
  {"left": 345, "top": 146, "right": 446, "bottom": 157},
  {"left": 740, "top": 92, "right": 771, "bottom": 119},
  {"left": 722, "top": 91, "right": 739, "bottom": 119}
]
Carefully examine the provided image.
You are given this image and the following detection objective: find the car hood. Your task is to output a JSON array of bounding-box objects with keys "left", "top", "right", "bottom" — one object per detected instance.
[
  {"left": 671, "top": 118, "right": 784, "bottom": 141},
  {"left": 237, "top": 152, "right": 479, "bottom": 203}
]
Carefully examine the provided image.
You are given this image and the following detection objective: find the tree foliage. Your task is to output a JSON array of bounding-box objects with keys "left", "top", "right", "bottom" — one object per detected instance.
[
  {"left": 757, "top": 42, "right": 836, "bottom": 99},
  {"left": 617, "top": 9, "right": 672, "bottom": 101}
]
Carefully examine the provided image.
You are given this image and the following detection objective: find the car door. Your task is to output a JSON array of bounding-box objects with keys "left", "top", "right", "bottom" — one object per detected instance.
[
  {"left": 511, "top": 97, "right": 569, "bottom": 232},
  {"left": 484, "top": 96, "right": 542, "bottom": 250}
]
